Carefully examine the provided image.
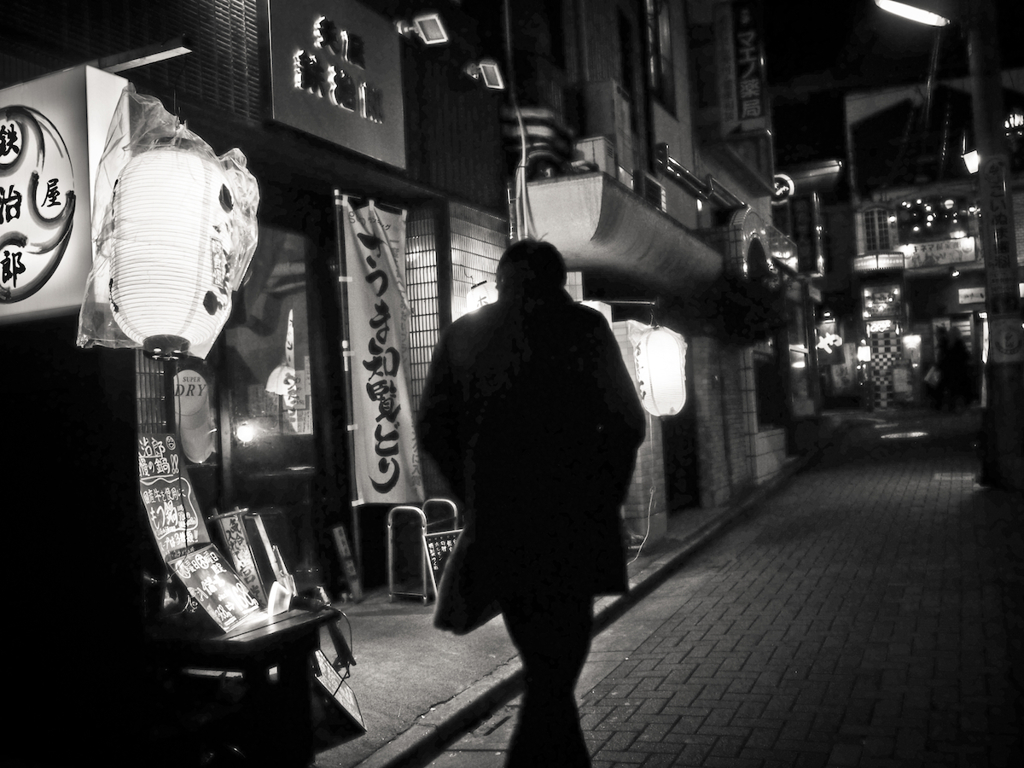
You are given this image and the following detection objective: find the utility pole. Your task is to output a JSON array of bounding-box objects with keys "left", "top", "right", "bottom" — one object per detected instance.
[{"left": 965, "top": 0, "right": 1024, "bottom": 491}]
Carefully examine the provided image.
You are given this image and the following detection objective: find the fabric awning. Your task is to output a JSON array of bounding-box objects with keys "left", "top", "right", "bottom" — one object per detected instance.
[{"left": 524, "top": 173, "right": 724, "bottom": 299}]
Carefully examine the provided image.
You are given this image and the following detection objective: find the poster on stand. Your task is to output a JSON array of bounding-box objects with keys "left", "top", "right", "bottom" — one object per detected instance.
[
  {"left": 137, "top": 433, "right": 211, "bottom": 562},
  {"left": 169, "top": 543, "right": 261, "bottom": 632},
  {"left": 338, "top": 195, "right": 424, "bottom": 504}
]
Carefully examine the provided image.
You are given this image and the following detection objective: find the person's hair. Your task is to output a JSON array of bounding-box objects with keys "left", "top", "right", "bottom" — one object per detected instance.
[{"left": 495, "top": 239, "right": 567, "bottom": 299}]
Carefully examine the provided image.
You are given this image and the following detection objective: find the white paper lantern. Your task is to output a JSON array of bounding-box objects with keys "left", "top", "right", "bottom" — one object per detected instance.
[
  {"left": 109, "top": 145, "right": 235, "bottom": 358},
  {"left": 465, "top": 279, "right": 498, "bottom": 314},
  {"left": 630, "top": 323, "right": 687, "bottom": 417}
]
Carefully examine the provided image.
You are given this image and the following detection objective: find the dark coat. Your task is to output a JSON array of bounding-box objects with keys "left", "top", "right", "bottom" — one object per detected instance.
[{"left": 417, "top": 289, "right": 645, "bottom": 597}]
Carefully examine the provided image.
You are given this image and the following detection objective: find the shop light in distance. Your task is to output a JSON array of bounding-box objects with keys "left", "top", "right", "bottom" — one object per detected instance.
[
  {"left": 395, "top": 13, "right": 449, "bottom": 45},
  {"left": 464, "top": 59, "right": 506, "bottom": 91}
]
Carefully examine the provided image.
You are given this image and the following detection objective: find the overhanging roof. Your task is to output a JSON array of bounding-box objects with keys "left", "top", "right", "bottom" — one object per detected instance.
[{"left": 524, "top": 173, "right": 724, "bottom": 299}]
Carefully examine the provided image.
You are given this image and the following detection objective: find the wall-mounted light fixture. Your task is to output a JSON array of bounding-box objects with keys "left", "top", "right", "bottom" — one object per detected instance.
[
  {"left": 395, "top": 13, "right": 449, "bottom": 45},
  {"left": 464, "top": 58, "right": 505, "bottom": 90},
  {"left": 89, "top": 35, "right": 193, "bottom": 73}
]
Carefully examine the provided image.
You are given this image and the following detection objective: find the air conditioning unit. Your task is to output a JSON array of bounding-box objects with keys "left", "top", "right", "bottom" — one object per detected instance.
[
  {"left": 633, "top": 171, "right": 667, "bottom": 212},
  {"left": 572, "top": 136, "right": 616, "bottom": 176}
]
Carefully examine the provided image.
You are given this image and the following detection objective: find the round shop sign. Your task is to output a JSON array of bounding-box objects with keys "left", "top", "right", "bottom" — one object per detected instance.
[
  {"left": 771, "top": 173, "right": 795, "bottom": 205},
  {"left": 991, "top": 316, "right": 1024, "bottom": 363},
  {"left": 0, "top": 106, "right": 76, "bottom": 303}
]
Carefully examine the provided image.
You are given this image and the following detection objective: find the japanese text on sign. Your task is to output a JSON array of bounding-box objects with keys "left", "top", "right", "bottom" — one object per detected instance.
[
  {"left": 341, "top": 195, "right": 424, "bottom": 504},
  {"left": 0, "top": 107, "right": 74, "bottom": 303},
  {"left": 294, "top": 14, "right": 385, "bottom": 124}
]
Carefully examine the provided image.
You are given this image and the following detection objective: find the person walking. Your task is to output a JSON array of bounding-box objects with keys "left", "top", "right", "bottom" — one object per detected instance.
[
  {"left": 417, "top": 238, "right": 646, "bottom": 767},
  {"left": 944, "top": 326, "right": 971, "bottom": 410}
]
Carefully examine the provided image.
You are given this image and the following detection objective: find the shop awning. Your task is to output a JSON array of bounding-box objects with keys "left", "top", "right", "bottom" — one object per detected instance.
[{"left": 524, "top": 173, "right": 724, "bottom": 299}]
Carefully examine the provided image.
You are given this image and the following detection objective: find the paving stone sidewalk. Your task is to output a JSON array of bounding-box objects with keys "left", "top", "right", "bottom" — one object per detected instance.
[{"left": 424, "top": 408, "right": 1024, "bottom": 767}]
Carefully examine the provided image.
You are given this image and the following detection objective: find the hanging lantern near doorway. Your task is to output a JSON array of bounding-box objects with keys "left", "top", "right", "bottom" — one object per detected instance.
[
  {"left": 628, "top": 320, "right": 687, "bottom": 417},
  {"left": 78, "top": 87, "right": 259, "bottom": 359},
  {"left": 108, "top": 144, "right": 238, "bottom": 358}
]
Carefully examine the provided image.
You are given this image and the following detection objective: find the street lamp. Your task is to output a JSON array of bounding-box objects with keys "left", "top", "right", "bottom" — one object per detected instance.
[{"left": 876, "top": 0, "right": 1024, "bottom": 491}]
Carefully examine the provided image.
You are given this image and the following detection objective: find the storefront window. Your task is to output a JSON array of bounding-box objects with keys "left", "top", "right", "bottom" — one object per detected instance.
[
  {"left": 862, "top": 284, "right": 902, "bottom": 319},
  {"left": 220, "top": 226, "right": 316, "bottom": 509}
]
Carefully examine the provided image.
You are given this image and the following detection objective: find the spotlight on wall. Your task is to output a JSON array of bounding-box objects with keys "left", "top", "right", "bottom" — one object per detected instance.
[
  {"left": 395, "top": 13, "right": 449, "bottom": 45},
  {"left": 464, "top": 58, "right": 506, "bottom": 90}
]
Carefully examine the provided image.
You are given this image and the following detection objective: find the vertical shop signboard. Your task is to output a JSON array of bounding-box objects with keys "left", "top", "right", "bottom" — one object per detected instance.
[
  {"left": 714, "top": 0, "right": 768, "bottom": 136},
  {"left": 978, "top": 156, "right": 1024, "bottom": 363},
  {"left": 340, "top": 195, "right": 424, "bottom": 504},
  {"left": 137, "top": 433, "right": 211, "bottom": 562}
]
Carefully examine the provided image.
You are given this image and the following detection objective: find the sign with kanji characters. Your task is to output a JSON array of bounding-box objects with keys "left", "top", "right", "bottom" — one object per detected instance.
[
  {"left": 169, "top": 543, "right": 261, "bottom": 632},
  {"left": 339, "top": 195, "right": 424, "bottom": 504},
  {"left": 266, "top": 0, "right": 405, "bottom": 169},
  {"left": 978, "top": 156, "right": 1023, "bottom": 363},
  {"left": 0, "top": 66, "right": 126, "bottom": 323},
  {"left": 904, "top": 237, "right": 977, "bottom": 270},
  {"left": 424, "top": 529, "right": 461, "bottom": 590},
  {"left": 138, "top": 433, "right": 212, "bottom": 562},
  {"left": 714, "top": 0, "right": 768, "bottom": 136}
]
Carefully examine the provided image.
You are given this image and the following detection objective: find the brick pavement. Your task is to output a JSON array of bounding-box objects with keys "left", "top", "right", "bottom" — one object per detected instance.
[{"left": 424, "top": 409, "right": 1024, "bottom": 768}]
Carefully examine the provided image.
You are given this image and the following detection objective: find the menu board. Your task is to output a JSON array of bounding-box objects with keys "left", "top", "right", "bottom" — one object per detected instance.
[
  {"left": 424, "top": 530, "right": 461, "bottom": 590},
  {"left": 211, "top": 510, "right": 267, "bottom": 607},
  {"left": 138, "top": 433, "right": 211, "bottom": 562},
  {"left": 312, "top": 649, "right": 365, "bottom": 733},
  {"left": 169, "top": 544, "right": 262, "bottom": 632}
]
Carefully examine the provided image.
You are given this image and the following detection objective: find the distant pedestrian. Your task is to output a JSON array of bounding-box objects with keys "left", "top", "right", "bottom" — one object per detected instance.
[
  {"left": 932, "top": 326, "right": 950, "bottom": 410},
  {"left": 943, "top": 326, "right": 971, "bottom": 411},
  {"left": 418, "top": 238, "right": 646, "bottom": 767}
]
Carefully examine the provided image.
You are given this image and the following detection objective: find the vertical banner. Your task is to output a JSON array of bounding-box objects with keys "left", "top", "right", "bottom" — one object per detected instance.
[{"left": 340, "top": 196, "right": 424, "bottom": 504}]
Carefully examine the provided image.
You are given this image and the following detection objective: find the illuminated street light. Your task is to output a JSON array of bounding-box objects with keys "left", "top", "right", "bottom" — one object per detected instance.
[{"left": 874, "top": 0, "right": 951, "bottom": 26}]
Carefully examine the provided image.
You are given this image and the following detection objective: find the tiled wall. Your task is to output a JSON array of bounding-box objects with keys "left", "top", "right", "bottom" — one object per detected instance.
[{"left": 689, "top": 335, "right": 757, "bottom": 508}]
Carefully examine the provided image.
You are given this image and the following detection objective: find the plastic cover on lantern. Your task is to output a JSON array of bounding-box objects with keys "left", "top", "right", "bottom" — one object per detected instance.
[
  {"left": 627, "top": 319, "right": 687, "bottom": 417},
  {"left": 77, "top": 85, "right": 259, "bottom": 358}
]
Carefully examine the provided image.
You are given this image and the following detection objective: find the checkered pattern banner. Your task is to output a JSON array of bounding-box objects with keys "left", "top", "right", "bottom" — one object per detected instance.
[{"left": 870, "top": 331, "right": 900, "bottom": 410}]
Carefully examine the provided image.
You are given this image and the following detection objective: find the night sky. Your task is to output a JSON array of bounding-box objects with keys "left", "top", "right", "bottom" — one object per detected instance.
[{"left": 762, "top": 0, "right": 1024, "bottom": 169}]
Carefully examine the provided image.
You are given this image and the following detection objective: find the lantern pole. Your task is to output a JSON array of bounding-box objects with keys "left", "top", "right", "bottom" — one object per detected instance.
[{"left": 332, "top": 189, "right": 365, "bottom": 601}]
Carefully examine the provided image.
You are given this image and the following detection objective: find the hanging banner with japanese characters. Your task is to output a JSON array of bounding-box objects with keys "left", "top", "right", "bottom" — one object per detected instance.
[
  {"left": 138, "top": 432, "right": 212, "bottom": 562},
  {"left": 714, "top": 0, "right": 768, "bottom": 136},
  {"left": 0, "top": 66, "right": 127, "bottom": 323},
  {"left": 339, "top": 195, "right": 424, "bottom": 504}
]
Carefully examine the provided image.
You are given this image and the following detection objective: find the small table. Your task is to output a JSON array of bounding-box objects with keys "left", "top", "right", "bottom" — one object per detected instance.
[{"left": 146, "top": 607, "right": 339, "bottom": 767}]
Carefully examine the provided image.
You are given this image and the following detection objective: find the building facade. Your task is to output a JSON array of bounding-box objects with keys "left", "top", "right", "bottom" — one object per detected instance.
[
  {"left": 1, "top": 1, "right": 818, "bottom": 761},
  {"left": 844, "top": 70, "right": 1024, "bottom": 410}
]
